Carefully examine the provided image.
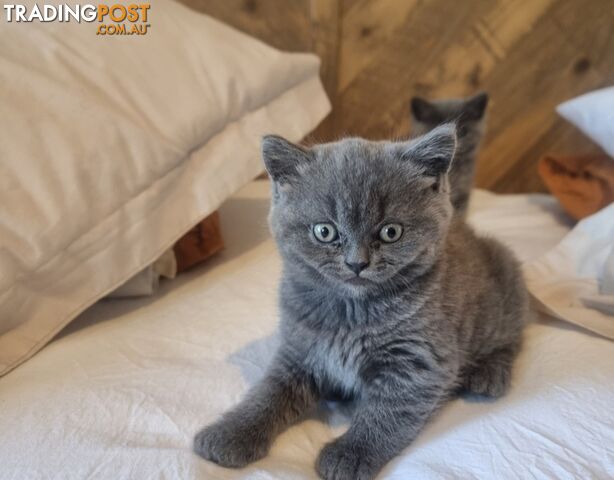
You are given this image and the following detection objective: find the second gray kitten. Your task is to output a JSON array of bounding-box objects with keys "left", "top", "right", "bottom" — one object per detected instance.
[
  {"left": 411, "top": 92, "right": 489, "bottom": 216},
  {"left": 194, "top": 124, "right": 529, "bottom": 480}
]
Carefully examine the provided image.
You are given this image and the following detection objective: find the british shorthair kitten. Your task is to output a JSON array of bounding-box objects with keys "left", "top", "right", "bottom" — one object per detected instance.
[
  {"left": 194, "top": 124, "right": 528, "bottom": 480},
  {"left": 411, "top": 92, "right": 489, "bottom": 216}
]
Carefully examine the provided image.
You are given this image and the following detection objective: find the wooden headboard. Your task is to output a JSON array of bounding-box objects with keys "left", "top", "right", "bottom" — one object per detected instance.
[{"left": 178, "top": 0, "right": 613, "bottom": 193}]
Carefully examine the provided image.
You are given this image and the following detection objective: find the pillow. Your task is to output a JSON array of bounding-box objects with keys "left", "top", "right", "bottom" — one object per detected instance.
[
  {"left": 557, "top": 86, "right": 614, "bottom": 158},
  {"left": 538, "top": 153, "right": 614, "bottom": 220},
  {"left": 0, "top": 0, "right": 330, "bottom": 375}
]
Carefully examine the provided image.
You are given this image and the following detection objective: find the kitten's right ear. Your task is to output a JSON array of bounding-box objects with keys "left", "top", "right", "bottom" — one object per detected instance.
[
  {"left": 410, "top": 96, "right": 440, "bottom": 123},
  {"left": 399, "top": 123, "right": 457, "bottom": 177},
  {"left": 261, "top": 135, "right": 313, "bottom": 184},
  {"left": 462, "top": 91, "right": 489, "bottom": 121}
]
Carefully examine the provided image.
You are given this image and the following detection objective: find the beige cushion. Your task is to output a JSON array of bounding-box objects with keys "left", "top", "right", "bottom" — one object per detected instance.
[{"left": 0, "top": 0, "right": 330, "bottom": 375}]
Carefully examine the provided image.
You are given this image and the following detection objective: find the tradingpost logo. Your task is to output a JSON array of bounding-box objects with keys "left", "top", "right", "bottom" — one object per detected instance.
[{"left": 2, "top": 3, "right": 151, "bottom": 35}]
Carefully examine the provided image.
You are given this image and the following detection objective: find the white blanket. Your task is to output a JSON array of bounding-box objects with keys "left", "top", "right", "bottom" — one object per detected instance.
[{"left": 1, "top": 182, "right": 613, "bottom": 480}]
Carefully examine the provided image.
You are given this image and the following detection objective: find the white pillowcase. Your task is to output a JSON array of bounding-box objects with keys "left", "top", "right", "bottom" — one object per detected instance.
[
  {"left": 0, "top": 0, "right": 330, "bottom": 375},
  {"left": 557, "top": 86, "right": 614, "bottom": 158}
]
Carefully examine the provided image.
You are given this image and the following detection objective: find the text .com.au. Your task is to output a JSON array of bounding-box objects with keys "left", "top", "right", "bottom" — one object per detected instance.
[{"left": 2, "top": 4, "right": 151, "bottom": 36}]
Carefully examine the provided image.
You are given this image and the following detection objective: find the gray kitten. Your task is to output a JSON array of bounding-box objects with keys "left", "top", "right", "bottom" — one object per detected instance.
[
  {"left": 194, "top": 124, "right": 529, "bottom": 480},
  {"left": 411, "top": 92, "right": 489, "bottom": 216}
]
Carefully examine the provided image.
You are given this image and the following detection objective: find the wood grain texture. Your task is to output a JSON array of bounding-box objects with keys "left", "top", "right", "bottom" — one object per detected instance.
[
  {"left": 177, "top": 0, "right": 313, "bottom": 51},
  {"left": 309, "top": 0, "right": 341, "bottom": 136},
  {"left": 178, "top": 0, "right": 614, "bottom": 193}
]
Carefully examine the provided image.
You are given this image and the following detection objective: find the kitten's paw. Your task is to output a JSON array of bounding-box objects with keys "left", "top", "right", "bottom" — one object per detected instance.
[
  {"left": 464, "top": 353, "right": 513, "bottom": 398},
  {"left": 316, "top": 438, "right": 378, "bottom": 480},
  {"left": 193, "top": 420, "right": 269, "bottom": 468}
]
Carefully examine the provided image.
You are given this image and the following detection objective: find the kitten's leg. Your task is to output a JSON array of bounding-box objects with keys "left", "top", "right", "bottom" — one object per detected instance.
[
  {"left": 316, "top": 370, "right": 448, "bottom": 480},
  {"left": 463, "top": 343, "right": 519, "bottom": 398},
  {"left": 194, "top": 357, "right": 317, "bottom": 468}
]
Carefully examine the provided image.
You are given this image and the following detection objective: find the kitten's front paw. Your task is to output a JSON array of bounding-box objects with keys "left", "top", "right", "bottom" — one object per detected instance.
[
  {"left": 193, "top": 420, "right": 269, "bottom": 468},
  {"left": 316, "top": 438, "right": 379, "bottom": 480}
]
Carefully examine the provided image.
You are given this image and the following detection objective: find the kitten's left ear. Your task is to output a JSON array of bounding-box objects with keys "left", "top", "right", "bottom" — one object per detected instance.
[
  {"left": 410, "top": 96, "right": 440, "bottom": 123},
  {"left": 261, "top": 135, "right": 313, "bottom": 184},
  {"left": 399, "top": 123, "right": 457, "bottom": 177}
]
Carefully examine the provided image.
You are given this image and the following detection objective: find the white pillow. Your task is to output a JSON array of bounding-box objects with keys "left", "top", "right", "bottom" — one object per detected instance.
[
  {"left": 557, "top": 86, "right": 614, "bottom": 158},
  {"left": 0, "top": 0, "right": 330, "bottom": 375}
]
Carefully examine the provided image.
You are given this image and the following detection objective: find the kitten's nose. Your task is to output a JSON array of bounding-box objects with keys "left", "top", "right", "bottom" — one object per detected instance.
[{"left": 345, "top": 260, "right": 369, "bottom": 276}]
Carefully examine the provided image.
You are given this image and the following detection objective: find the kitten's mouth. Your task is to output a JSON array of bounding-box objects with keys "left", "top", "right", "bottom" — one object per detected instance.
[{"left": 345, "top": 276, "right": 372, "bottom": 286}]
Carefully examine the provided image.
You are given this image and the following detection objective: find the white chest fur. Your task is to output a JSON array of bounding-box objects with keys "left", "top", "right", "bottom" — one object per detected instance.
[{"left": 303, "top": 334, "right": 363, "bottom": 398}]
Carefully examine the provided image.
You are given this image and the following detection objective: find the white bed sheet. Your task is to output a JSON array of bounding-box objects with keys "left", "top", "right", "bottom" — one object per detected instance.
[{"left": 1, "top": 181, "right": 613, "bottom": 480}]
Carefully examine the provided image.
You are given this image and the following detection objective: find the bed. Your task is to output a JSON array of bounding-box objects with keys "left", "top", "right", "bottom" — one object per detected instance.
[{"left": 1, "top": 180, "right": 612, "bottom": 480}]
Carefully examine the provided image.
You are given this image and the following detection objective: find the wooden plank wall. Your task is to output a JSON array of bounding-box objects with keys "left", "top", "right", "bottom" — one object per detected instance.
[{"left": 179, "top": 0, "right": 614, "bottom": 193}]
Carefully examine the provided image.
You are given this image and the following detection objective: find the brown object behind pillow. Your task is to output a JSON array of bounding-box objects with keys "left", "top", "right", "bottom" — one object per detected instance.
[
  {"left": 174, "top": 211, "right": 224, "bottom": 272},
  {"left": 538, "top": 153, "right": 614, "bottom": 220}
]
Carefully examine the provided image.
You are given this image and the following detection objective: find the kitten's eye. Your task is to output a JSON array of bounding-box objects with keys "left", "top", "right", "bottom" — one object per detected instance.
[
  {"left": 313, "top": 223, "right": 338, "bottom": 243},
  {"left": 379, "top": 223, "right": 403, "bottom": 243}
]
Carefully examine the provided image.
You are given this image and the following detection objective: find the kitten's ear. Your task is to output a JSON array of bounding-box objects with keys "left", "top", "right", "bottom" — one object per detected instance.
[
  {"left": 462, "top": 91, "right": 489, "bottom": 121},
  {"left": 410, "top": 96, "right": 441, "bottom": 123},
  {"left": 399, "top": 123, "right": 457, "bottom": 177},
  {"left": 261, "top": 135, "right": 313, "bottom": 184}
]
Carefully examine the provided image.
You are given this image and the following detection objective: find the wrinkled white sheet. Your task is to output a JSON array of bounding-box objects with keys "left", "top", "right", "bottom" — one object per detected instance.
[
  {"left": 525, "top": 203, "right": 614, "bottom": 338},
  {"left": 1, "top": 182, "right": 613, "bottom": 480}
]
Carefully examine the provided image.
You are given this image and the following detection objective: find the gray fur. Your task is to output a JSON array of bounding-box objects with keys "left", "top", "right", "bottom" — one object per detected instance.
[
  {"left": 194, "top": 123, "right": 529, "bottom": 480},
  {"left": 410, "top": 92, "right": 489, "bottom": 216}
]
